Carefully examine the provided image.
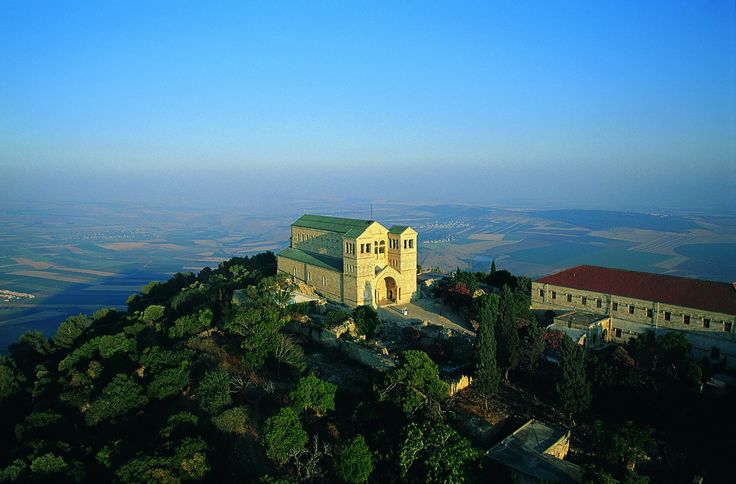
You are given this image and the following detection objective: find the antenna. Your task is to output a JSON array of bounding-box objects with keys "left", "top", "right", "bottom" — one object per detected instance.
[{"left": 371, "top": 203, "right": 373, "bottom": 220}]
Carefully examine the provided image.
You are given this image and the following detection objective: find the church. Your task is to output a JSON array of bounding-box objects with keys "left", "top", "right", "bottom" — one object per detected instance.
[{"left": 277, "top": 214, "right": 417, "bottom": 308}]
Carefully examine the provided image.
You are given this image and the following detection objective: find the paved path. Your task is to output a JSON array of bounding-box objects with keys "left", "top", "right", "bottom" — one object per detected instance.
[{"left": 378, "top": 300, "right": 476, "bottom": 337}]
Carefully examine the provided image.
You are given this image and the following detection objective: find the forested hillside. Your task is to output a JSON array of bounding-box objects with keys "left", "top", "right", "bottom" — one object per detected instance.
[
  {"left": 0, "top": 253, "right": 482, "bottom": 483},
  {"left": 2, "top": 252, "right": 734, "bottom": 483}
]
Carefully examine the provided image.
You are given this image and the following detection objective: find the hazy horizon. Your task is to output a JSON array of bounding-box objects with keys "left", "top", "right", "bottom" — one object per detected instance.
[{"left": 1, "top": 1, "right": 734, "bottom": 214}]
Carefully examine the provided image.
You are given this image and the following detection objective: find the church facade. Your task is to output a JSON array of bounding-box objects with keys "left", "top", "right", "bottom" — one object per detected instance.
[{"left": 277, "top": 214, "right": 417, "bottom": 308}]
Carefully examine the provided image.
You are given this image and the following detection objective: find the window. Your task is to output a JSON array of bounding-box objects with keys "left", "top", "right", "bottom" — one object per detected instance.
[
  {"left": 539, "top": 289, "right": 544, "bottom": 298},
  {"left": 321, "top": 275, "right": 326, "bottom": 285},
  {"left": 552, "top": 291, "right": 556, "bottom": 300},
  {"left": 366, "top": 243, "right": 371, "bottom": 253},
  {"left": 379, "top": 240, "right": 385, "bottom": 254},
  {"left": 628, "top": 305, "right": 635, "bottom": 315},
  {"left": 292, "top": 267, "right": 297, "bottom": 276},
  {"left": 726, "top": 322, "right": 733, "bottom": 333},
  {"left": 596, "top": 299, "right": 602, "bottom": 308},
  {"left": 615, "top": 328, "right": 622, "bottom": 338},
  {"left": 683, "top": 315, "right": 690, "bottom": 325},
  {"left": 664, "top": 311, "right": 671, "bottom": 321},
  {"left": 703, "top": 318, "right": 711, "bottom": 328},
  {"left": 612, "top": 302, "right": 618, "bottom": 311},
  {"left": 567, "top": 294, "right": 572, "bottom": 303},
  {"left": 404, "top": 239, "right": 407, "bottom": 249},
  {"left": 582, "top": 296, "right": 587, "bottom": 305},
  {"left": 307, "top": 271, "right": 312, "bottom": 282},
  {"left": 409, "top": 239, "right": 414, "bottom": 248},
  {"left": 360, "top": 244, "right": 364, "bottom": 254},
  {"left": 646, "top": 308, "right": 653, "bottom": 318}
]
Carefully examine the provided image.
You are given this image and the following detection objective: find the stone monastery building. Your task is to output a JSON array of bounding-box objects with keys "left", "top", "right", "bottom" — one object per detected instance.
[
  {"left": 277, "top": 214, "right": 417, "bottom": 308},
  {"left": 532, "top": 265, "right": 736, "bottom": 365}
]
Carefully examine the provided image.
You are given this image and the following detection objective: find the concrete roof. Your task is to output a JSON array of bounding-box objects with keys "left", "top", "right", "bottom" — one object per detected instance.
[
  {"left": 487, "top": 438, "right": 582, "bottom": 483},
  {"left": 549, "top": 324, "right": 587, "bottom": 343},
  {"left": 555, "top": 311, "right": 609, "bottom": 328},
  {"left": 512, "top": 419, "right": 569, "bottom": 454}
]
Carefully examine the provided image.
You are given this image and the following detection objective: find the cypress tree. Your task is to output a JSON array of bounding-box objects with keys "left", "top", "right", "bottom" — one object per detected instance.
[
  {"left": 473, "top": 295, "right": 501, "bottom": 410},
  {"left": 495, "top": 285, "right": 520, "bottom": 380},
  {"left": 490, "top": 260, "right": 497, "bottom": 274},
  {"left": 556, "top": 336, "right": 592, "bottom": 417}
]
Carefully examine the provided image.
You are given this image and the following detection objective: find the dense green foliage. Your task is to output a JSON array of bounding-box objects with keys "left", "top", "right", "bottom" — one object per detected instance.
[
  {"left": 379, "top": 350, "right": 449, "bottom": 418},
  {"left": 472, "top": 294, "right": 500, "bottom": 407},
  {"left": 398, "top": 421, "right": 479, "bottom": 483},
  {"left": 264, "top": 407, "right": 308, "bottom": 465},
  {"left": 495, "top": 285, "right": 520, "bottom": 379},
  {"left": 333, "top": 435, "right": 373, "bottom": 483},
  {"left": 290, "top": 373, "right": 336, "bottom": 416},
  {"left": 352, "top": 305, "right": 379, "bottom": 337},
  {"left": 1, "top": 251, "right": 729, "bottom": 482},
  {"left": 556, "top": 335, "right": 592, "bottom": 415}
]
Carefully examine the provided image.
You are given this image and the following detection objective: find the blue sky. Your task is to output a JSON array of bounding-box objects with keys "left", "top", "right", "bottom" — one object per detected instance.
[{"left": 1, "top": 1, "right": 734, "bottom": 212}]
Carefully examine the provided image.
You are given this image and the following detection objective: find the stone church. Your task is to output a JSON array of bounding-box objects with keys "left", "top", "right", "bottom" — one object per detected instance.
[{"left": 277, "top": 214, "right": 417, "bottom": 308}]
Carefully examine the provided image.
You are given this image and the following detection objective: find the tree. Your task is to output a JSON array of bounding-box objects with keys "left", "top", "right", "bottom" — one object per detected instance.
[
  {"left": 556, "top": 336, "right": 592, "bottom": 416},
  {"left": 212, "top": 406, "right": 249, "bottom": 435},
  {"left": 591, "top": 420, "right": 656, "bottom": 473},
  {"left": 379, "top": 350, "right": 449, "bottom": 418},
  {"left": 197, "top": 368, "right": 232, "bottom": 414},
  {"left": 333, "top": 435, "right": 373, "bottom": 483},
  {"left": 473, "top": 296, "right": 500, "bottom": 410},
  {"left": 168, "top": 308, "right": 213, "bottom": 339},
  {"left": 496, "top": 286, "right": 520, "bottom": 379},
  {"left": 225, "top": 276, "right": 292, "bottom": 369},
  {"left": 264, "top": 407, "right": 308, "bottom": 465},
  {"left": 519, "top": 322, "right": 546, "bottom": 374},
  {"left": 274, "top": 334, "right": 306, "bottom": 375},
  {"left": 290, "top": 373, "right": 337, "bottom": 416},
  {"left": 141, "top": 304, "right": 165, "bottom": 323},
  {"left": 147, "top": 363, "right": 189, "bottom": 399},
  {"left": 0, "top": 356, "right": 24, "bottom": 400},
  {"left": 352, "top": 305, "right": 380, "bottom": 337},
  {"left": 86, "top": 374, "right": 149, "bottom": 426},
  {"left": 399, "top": 421, "right": 479, "bottom": 483},
  {"left": 29, "top": 453, "right": 67, "bottom": 476},
  {"left": 52, "top": 313, "right": 91, "bottom": 349},
  {"left": 490, "top": 260, "right": 497, "bottom": 274}
]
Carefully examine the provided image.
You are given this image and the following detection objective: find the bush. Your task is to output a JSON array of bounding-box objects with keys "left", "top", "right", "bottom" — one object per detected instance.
[
  {"left": 290, "top": 373, "right": 336, "bottom": 416},
  {"left": 212, "top": 406, "right": 249, "bottom": 435},
  {"left": 334, "top": 435, "right": 373, "bottom": 483},
  {"left": 264, "top": 407, "right": 308, "bottom": 465},
  {"left": 324, "top": 310, "right": 351, "bottom": 329},
  {"left": 197, "top": 369, "right": 232, "bottom": 414},
  {"left": 352, "top": 306, "right": 379, "bottom": 337}
]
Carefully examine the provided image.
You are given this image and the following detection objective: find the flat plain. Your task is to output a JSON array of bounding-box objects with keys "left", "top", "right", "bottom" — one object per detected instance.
[{"left": 1, "top": 200, "right": 734, "bottom": 350}]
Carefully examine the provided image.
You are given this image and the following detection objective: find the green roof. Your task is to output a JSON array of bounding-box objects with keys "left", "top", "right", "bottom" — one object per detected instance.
[
  {"left": 293, "top": 214, "right": 374, "bottom": 235},
  {"left": 278, "top": 247, "right": 343, "bottom": 272},
  {"left": 388, "top": 225, "right": 410, "bottom": 235}
]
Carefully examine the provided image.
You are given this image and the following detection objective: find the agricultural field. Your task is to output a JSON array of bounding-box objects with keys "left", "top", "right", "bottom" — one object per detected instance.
[
  {"left": 1, "top": 200, "right": 734, "bottom": 351},
  {"left": 0, "top": 201, "right": 291, "bottom": 350}
]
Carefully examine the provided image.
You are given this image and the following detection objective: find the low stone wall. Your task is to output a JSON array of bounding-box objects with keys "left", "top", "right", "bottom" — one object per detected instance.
[{"left": 287, "top": 321, "right": 396, "bottom": 372}]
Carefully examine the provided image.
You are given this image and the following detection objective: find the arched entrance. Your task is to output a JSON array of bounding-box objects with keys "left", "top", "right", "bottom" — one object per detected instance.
[{"left": 383, "top": 276, "right": 397, "bottom": 305}]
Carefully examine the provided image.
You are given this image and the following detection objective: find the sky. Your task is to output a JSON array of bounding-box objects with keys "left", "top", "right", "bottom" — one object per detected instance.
[{"left": 1, "top": 1, "right": 734, "bottom": 213}]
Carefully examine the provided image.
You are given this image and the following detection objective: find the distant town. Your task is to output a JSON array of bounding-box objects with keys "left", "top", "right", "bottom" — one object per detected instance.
[{"left": 0, "top": 289, "right": 34, "bottom": 303}]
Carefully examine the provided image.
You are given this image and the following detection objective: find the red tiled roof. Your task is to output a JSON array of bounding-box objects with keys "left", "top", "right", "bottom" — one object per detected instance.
[{"left": 535, "top": 265, "right": 736, "bottom": 316}]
